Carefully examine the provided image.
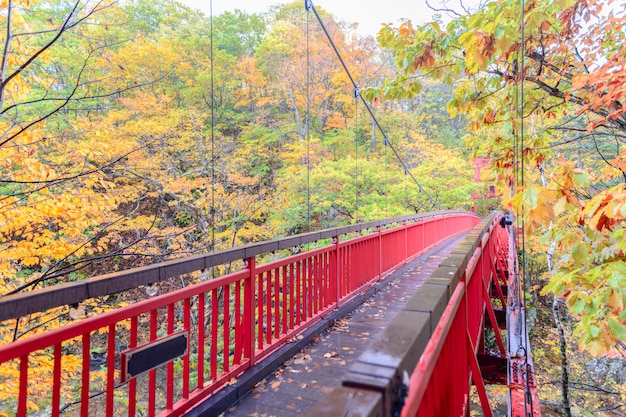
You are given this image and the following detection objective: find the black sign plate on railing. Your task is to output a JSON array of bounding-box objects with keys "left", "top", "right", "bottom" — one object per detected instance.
[{"left": 120, "top": 330, "right": 188, "bottom": 382}]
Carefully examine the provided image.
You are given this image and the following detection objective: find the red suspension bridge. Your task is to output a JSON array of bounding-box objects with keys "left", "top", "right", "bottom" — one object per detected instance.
[{"left": 0, "top": 211, "right": 541, "bottom": 416}]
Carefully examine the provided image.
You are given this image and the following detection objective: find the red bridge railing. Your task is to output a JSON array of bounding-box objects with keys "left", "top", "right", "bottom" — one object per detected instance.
[
  {"left": 307, "top": 213, "right": 541, "bottom": 417},
  {"left": 402, "top": 214, "right": 508, "bottom": 416},
  {"left": 0, "top": 211, "right": 479, "bottom": 417}
]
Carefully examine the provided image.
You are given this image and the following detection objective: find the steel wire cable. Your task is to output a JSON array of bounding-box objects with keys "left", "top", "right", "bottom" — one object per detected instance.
[{"left": 304, "top": 0, "right": 440, "bottom": 210}]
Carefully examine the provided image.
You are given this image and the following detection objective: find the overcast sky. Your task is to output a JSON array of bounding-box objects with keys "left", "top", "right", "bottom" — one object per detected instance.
[{"left": 177, "top": 0, "right": 473, "bottom": 37}]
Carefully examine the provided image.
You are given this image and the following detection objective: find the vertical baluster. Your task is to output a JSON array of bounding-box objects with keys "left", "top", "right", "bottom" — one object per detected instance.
[
  {"left": 244, "top": 257, "right": 256, "bottom": 366},
  {"left": 106, "top": 324, "right": 116, "bottom": 416},
  {"left": 307, "top": 257, "right": 313, "bottom": 319},
  {"left": 296, "top": 260, "right": 301, "bottom": 325},
  {"left": 234, "top": 281, "right": 242, "bottom": 365},
  {"left": 320, "top": 253, "right": 326, "bottom": 309},
  {"left": 332, "top": 237, "right": 339, "bottom": 308},
  {"left": 315, "top": 254, "right": 321, "bottom": 313},
  {"left": 52, "top": 344, "right": 61, "bottom": 417},
  {"left": 211, "top": 289, "right": 218, "bottom": 380},
  {"left": 223, "top": 284, "right": 230, "bottom": 373},
  {"left": 129, "top": 316, "right": 137, "bottom": 417},
  {"left": 258, "top": 272, "right": 264, "bottom": 349},
  {"left": 265, "top": 271, "right": 271, "bottom": 344},
  {"left": 321, "top": 253, "right": 327, "bottom": 309},
  {"left": 166, "top": 304, "right": 174, "bottom": 410},
  {"left": 148, "top": 310, "right": 157, "bottom": 417},
  {"left": 183, "top": 297, "right": 191, "bottom": 398},
  {"left": 17, "top": 356, "right": 28, "bottom": 417},
  {"left": 282, "top": 265, "right": 288, "bottom": 334},
  {"left": 197, "top": 293, "right": 205, "bottom": 389},
  {"left": 337, "top": 244, "right": 343, "bottom": 303},
  {"left": 274, "top": 267, "right": 279, "bottom": 340},
  {"left": 344, "top": 245, "right": 349, "bottom": 295},
  {"left": 289, "top": 263, "right": 295, "bottom": 329},
  {"left": 81, "top": 333, "right": 90, "bottom": 417},
  {"left": 302, "top": 258, "right": 308, "bottom": 320}
]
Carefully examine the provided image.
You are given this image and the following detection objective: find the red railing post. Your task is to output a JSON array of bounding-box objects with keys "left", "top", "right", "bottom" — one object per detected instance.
[
  {"left": 18, "top": 356, "right": 27, "bottom": 417},
  {"left": 244, "top": 256, "right": 256, "bottom": 367},
  {"left": 129, "top": 316, "right": 138, "bottom": 417},
  {"left": 81, "top": 333, "right": 90, "bottom": 417},
  {"left": 106, "top": 323, "right": 115, "bottom": 416},
  {"left": 52, "top": 344, "right": 61, "bottom": 417}
]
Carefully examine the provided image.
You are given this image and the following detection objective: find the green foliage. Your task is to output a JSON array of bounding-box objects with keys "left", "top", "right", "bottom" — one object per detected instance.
[{"left": 214, "top": 10, "right": 267, "bottom": 57}]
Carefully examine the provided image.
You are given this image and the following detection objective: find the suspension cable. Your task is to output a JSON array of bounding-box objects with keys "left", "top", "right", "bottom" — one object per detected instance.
[
  {"left": 404, "top": 167, "right": 408, "bottom": 214},
  {"left": 210, "top": 0, "right": 215, "bottom": 253},
  {"left": 306, "top": 3, "right": 312, "bottom": 233},
  {"left": 384, "top": 129, "right": 389, "bottom": 218},
  {"left": 354, "top": 87, "right": 359, "bottom": 223},
  {"left": 518, "top": 0, "right": 534, "bottom": 414},
  {"left": 305, "top": 0, "right": 440, "bottom": 210}
]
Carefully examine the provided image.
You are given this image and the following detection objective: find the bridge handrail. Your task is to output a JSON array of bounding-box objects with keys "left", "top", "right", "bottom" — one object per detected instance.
[
  {"left": 0, "top": 210, "right": 476, "bottom": 323},
  {"left": 307, "top": 212, "right": 507, "bottom": 416}
]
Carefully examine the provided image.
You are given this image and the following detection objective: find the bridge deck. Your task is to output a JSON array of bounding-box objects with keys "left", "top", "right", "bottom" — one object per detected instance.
[{"left": 223, "top": 234, "right": 466, "bottom": 417}]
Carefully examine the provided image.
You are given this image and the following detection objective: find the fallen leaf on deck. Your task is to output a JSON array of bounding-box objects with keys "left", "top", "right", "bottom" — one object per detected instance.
[{"left": 293, "top": 354, "right": 311, "bottom": 365}]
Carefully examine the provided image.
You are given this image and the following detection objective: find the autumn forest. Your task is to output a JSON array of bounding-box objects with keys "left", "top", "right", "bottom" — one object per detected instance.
[{"left": 1, "top": 0, "right": 626, "bottom": 415}]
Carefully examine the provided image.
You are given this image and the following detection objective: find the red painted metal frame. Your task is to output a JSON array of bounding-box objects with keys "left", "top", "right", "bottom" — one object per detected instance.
[
  {"left": 0, "top": 213, "right": 478, "bottom": 417},
  {"left": 401, "top": 215, "right": 509, "bottom": 417}
]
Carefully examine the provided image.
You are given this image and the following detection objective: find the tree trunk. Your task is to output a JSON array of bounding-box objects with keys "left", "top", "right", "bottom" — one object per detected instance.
[
  {"left": 552, "top": 294, "right": 572, "bottom": 417},
  {"left": 541, "top": 162, "right": 572, "bottom": 417}
]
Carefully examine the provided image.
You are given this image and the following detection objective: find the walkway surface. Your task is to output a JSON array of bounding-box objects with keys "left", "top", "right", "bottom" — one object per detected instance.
[{"left": 222, "top": 234, "right": 466, "bottom": 417}]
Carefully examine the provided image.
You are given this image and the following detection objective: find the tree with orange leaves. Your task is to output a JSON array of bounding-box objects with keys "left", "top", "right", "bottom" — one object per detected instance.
[{"left": 369, "top": 0, "right": 626, "bottom": 414}]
